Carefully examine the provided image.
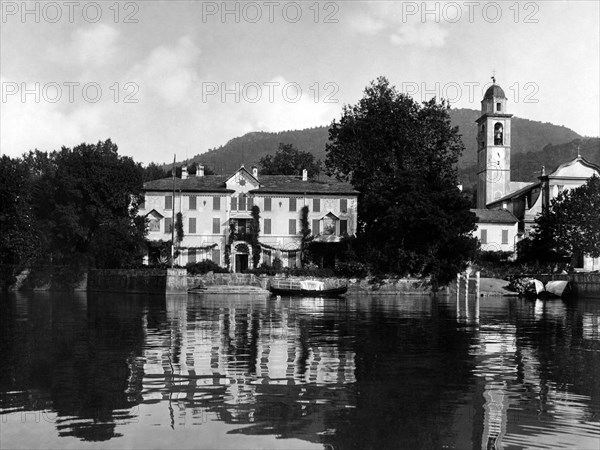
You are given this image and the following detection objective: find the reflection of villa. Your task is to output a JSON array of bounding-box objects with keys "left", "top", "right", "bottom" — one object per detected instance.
[{"left": 141, "top": 166, "right": 358, "bottom": 271}]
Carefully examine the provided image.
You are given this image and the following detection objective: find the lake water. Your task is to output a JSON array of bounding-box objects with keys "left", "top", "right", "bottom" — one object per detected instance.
[{"left": 1, "top": 292, "right": 599, "bottom": 449}]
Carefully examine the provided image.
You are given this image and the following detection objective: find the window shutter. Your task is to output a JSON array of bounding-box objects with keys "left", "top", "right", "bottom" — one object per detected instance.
[
  {"left": 188, "top": 249, "right": 196, "bottom": 264},
  {"left": 165, "top": 195, "right": 173, "bottom": 210},
  {"left": 247, "top": 197, "right": 254, "bottom": 211},
  {"left": 481, "top": 229, "right": 487, "bottom": 244},
  {"left": 164, "top": 217, "right": 172, "bottom": 234},
  {"left": 212, "top": 218, "right": 220, "bottom": 234},
  {"left": 212, "top": 248, "right": 220, "bottom": 265},
  {"left": 264, "top": 197, "right": 271, "bottom": 211},
  {"left": 231, "top": 197, "right": 237, "bottom": 211},
  {"left": 289, "top": 198, "right": 296, "bottom": 212},
  {"left": 312, "top": 219, "right": 320, "bottom": 235},
  {"left": 340, "top": 220, "right": 348, "bottom": 236},
  {"left": 340, "top": 199, "right": 347, "bottom": 213},
  {"left": 189, "top": 196, "right": 196, "bottom": 210},
  {"left": 239, "top": 196, "right": 246, "bottom": 211},
  {"left": 289, "top": 219, "right": 296, "bottom": 235},
  {"left": 264, "top": 218, "right": 271, "bottom": 235},
  {"left": 189, "top": 218, "right": 196, "bottom": 234},
  {"left": 213, "top": 196, "right": 221, "bottom": 211},
  {"left": 502, "top": 229, "right": 509, "bottom": 245},
  {"left": 313, "top": 198, "right": 320, "bottom": 212}
]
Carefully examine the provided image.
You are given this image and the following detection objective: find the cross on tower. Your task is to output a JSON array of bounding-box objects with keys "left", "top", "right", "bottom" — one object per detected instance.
[{"left": 491, "top": 70, "right": 496, "bottom": 84}]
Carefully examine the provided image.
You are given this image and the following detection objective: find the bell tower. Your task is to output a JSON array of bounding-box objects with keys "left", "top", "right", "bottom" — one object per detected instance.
[{"left": 476, "top": 76, "right": 513, "bottom": 208}]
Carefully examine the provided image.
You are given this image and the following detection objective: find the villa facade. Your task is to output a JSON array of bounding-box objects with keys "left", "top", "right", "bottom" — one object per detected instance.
[{"left": 140, "top": 166, "right": 358, "bottom": 271}]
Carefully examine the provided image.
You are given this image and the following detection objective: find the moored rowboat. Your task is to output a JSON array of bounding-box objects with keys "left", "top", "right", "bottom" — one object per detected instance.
[{"left": 269, "top": 278, "right": 348, "bottom": 297}]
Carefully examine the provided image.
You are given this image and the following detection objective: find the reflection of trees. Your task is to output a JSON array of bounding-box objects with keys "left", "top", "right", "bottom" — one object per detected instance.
[
  {"left": 1, "top": 292, "right": 148, "bottom": 442},
  {"left": 512, "top": 299, "right": 600, "bottom": 423}
]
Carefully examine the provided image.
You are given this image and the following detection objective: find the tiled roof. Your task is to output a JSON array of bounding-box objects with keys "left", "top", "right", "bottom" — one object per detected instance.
[
  {"left": 251, "top": 175, "right": 357, "bottom": 195},
  {"left": 470, "top": 208, "right": 518, "bottom": 224},
  {"left": 144, "top": 176, "right": 233, "bottom": 193},
  {"left": 143, "top": 174, "right": 358, "bottom": 195}
]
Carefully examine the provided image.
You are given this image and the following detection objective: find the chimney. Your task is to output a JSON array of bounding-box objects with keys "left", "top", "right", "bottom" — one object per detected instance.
[
  {"left": 252, "top": 166, "right": 258, "bottom": 179},
  {"left": 181, "top": 166, "right": 188, "bottom": 180},
  {"left": 302, "top": 169, "right": 308, "bottom": 181},
  {"left": 199, "top": 165, "right": 205, "bottom": 177}
]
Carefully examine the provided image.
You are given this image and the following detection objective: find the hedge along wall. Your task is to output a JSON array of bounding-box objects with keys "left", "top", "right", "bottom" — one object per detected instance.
[{"left": 88, "top": 268, "right": 187, "bottom": 294}]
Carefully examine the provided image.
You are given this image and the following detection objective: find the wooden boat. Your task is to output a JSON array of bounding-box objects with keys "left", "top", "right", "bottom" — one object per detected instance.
[
  {"left": 544, "top": 280, "right": 571, "bottom": 298},
  {"left": 269, "top": 278, "right": 348, "bottom": 297},
  {"left": 524, "top": 278, "right": 571, "bottom": 298}
]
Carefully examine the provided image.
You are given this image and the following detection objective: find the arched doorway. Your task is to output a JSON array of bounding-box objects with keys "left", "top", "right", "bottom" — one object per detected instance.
[{"left": 234, "top": 243, "right": 250, "bottom": 273}]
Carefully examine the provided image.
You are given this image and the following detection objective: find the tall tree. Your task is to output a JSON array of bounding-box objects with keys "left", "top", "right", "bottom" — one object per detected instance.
[
  {"left": 259, "top": 143, "right": 321, "bottom": 177},
  {"left": 0, "top": 156, "right": 41, "bottom": 287},
  {"left": 326, "top": 77, "right": 478, "bottom": 287},
  {"left": 299, "top": 205, "right": 312, "bottom": 268},
  {"left": 30, "top": 139, "right": 147, "bottom": 269},
  {"left": 530, "top": 175, "right": 600, "bottom": 261}
]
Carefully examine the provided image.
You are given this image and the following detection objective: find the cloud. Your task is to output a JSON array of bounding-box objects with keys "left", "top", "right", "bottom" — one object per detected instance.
[
  {"left": 127, "top": 36, "right": 202, "bottom": 108},
  {"left": 346, "top": 2, "right": 449, "bottom": 48},
  {"left": 389, "top": 22, "right": 448, "bottom": 48},
  {"left": 46, "top": 24, "right": 120, "bottom": 68}
]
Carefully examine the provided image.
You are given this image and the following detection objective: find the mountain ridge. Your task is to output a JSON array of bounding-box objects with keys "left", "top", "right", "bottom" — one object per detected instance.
[{"left": 163, "top": 108, "right": 597, "bottom": 186}]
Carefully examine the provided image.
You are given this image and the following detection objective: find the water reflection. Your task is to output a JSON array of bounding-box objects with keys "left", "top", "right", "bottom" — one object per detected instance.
[{"left": 1, "top": 292, "right": 599, "bottom": 449}]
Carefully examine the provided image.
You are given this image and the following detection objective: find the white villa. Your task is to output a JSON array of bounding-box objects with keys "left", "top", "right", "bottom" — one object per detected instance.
[{"left": 140, "top": 166, "right": 358, "bottom": 271}]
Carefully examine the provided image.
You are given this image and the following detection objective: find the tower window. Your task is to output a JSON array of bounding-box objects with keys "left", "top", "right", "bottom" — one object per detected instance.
[
  {"left": 496, "top": 102, "right": 502, "bottom": 112},
  {"left": 494, "top": 123, "right": 503, "bottom": 145}
]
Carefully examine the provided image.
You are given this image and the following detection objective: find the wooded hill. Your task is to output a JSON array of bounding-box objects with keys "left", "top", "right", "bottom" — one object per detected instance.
[{"left": 168, "top": 108, "right": 597, "bottom": 187}]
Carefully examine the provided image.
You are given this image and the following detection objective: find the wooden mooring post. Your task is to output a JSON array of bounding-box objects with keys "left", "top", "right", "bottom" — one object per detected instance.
[{"left": 456, "top": 270, "right": 481, "bottom": 323}]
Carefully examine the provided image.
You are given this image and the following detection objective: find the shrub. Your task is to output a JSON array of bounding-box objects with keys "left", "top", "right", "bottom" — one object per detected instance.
[
  {"left": 186, "top": 259, "right": 229, "bottom": 275},
  {"left": 334, "top": 261, "right": 369, "bottom": 278}
]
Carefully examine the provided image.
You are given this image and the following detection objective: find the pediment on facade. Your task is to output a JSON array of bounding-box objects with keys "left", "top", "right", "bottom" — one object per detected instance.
[
  {"left": 548, "top": 157, "right": 600, "bottom": 179},
  {"left": 225, "top": 166, "right": 260, "bottom": 192},
  {"left": 145, "top": 209, "right": 164, "bottom": 219}
]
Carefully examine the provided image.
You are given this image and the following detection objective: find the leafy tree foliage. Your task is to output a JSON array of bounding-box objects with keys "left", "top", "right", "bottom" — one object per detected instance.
[
  {"left": 326, "top": 77, "right": 478, "bottom": 287},
  {"left": 530, "top": 175, "right": 600, "bottom": 260},
  {"left": 143, "top": 162, "right": 170, "bottom": 181},
  {"left": 23, "top": 140, "right": 146, "bottom": 269},
  {"left": 0, "top": 156, "right": 41, "bottom": 286},
  {"left": 299, "top": 205, "right": 312, "bottom": 267},
  {"left": 259, "top": 143, "right": 321, "bottom": 177},
  {"left": 249, "top": 205, "right": 261, "bottom": 268}
]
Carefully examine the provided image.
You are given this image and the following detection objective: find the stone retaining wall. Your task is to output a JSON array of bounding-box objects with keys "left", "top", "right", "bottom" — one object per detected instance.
[
  {"left": 531, "top": 272, "right": 600, "bottom": 298},
  {"left": 88, "top": 268, "right": 187, "bottom": 294}
]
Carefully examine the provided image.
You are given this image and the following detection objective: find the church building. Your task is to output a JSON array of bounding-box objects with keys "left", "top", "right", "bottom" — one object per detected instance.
[{"left": 471, "top": 78, "right": 600, "bottom": 270}]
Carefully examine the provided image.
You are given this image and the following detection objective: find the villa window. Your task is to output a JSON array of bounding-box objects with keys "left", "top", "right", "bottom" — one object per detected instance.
[
  {"left": 502, "top": 229, "right": 508, "bottom": 245},
  {"left": 288, "top": 252, "right": 297, "bottom": 268},
  {"left": 340, "top": 199, "right": 348, "bottom": 213},
  {"left": 212, "top": 218, "right": 220, "bottom": 234},
  {"left": 264, "top": 197, "right": 272, "bottom": 211},
  {"left": 164, "top": 217, "right": 172, "bottom": 234},
  {"left": 212, "top": 248, "right": 220, "bottom": 265},
  {"left": 213, "top": 196, "right": 221, "bottom": 211},
  {"left": 481, "top": 229, "right": 487, "bottom": 244},
  {"left": 289, "top": 198, "right": 297, "bottom": 212},
  {"left": 313, "top": 198, "right": 320, "bottom": 212},
  {"left": 189, "top": 196, "right": 196, "bottom": 210},
  {"left": 165, "top": 195, "right": 173, "bottom": 210},
  {"left": 239, "top": 195, "right": 246, "bottom": 211},
  {"left": 231, "top": 197, "right": 238, "bottom": 210},
  {"left": 289, "top": 219, "right": 296, "bottom": 235},
  {"left": 340, "top": 220, "right": 348, "bottom": 236},
  {"left": 264, "top": 218, "right": 272, "bottom": 234},
  {"left": 263, "top": 249, "right": 272, "bottom": 265},
  {"left": 189, "top": 218, "right": 196, "bottom": 234},
  {"left": 496, "top": 102, "right": 502, "bottom": 112},
  {"left": 148, "top": 216, "right": 160, "bottom": 232},
  {"left": 188, "top": 249, "right": 196, "bottom": 264},
  {"left": 312, "top": 219, "right": 320, "bottom": 235}
]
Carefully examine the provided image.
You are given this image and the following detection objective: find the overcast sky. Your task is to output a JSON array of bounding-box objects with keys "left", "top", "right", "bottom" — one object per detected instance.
[{"left": 1, "top": 1, "right": 599, "bottom": 164}]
